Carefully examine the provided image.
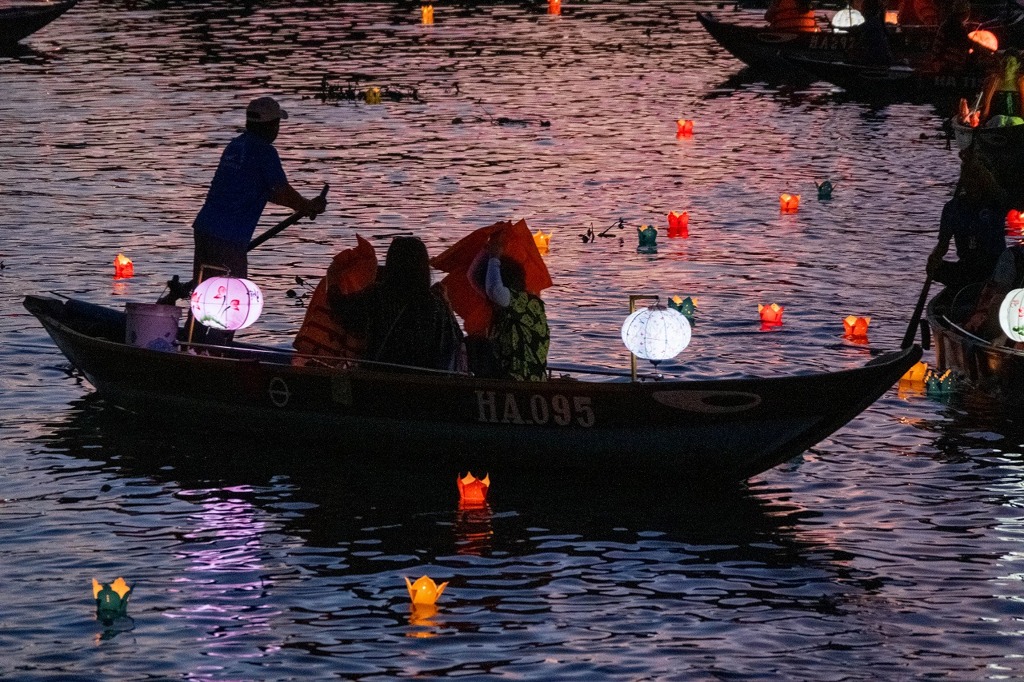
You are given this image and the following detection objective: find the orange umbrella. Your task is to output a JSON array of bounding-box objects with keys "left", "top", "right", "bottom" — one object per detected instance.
[{"left": 431, "top": 219, "right": 552, "bottom": 336}]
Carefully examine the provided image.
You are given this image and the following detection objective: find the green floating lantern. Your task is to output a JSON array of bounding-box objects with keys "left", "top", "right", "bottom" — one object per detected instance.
[
  {"left": 925, "top": 369, "right": 956, "bottom": 398},
  {"left": 93, "top": 577, "right": 132, "bottom": 624},
  {"left": 636, "top": 225, "right": 658, "bottom": 254},
  {"left": 668, "top": 295, "right": 697, "bottom": 325},
  {"left": 815, "top": 180, "right": 834, "bottom": 201}
]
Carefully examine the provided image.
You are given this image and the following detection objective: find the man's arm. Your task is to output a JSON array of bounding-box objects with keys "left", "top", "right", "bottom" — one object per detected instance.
[{"left": 269, "top": 183, "right": 327, "bottom": 218}]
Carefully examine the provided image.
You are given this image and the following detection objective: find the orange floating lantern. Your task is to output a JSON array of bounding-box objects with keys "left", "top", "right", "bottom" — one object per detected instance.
[
  {"left": 457, "top": 472, "right": 490, "bottom": 507},
  {"left": 533, "top": 230, "right": 551, "bottom": 254},
  {"left": 549, "top": 0, "right": 561, "bottom": 14},
  {"left": 843, "top": 315, "right": 871, "bottom": 339},
  {"left": 113, "top": 253, "right": 134, "bottom": 279},
  {"left": 968, "top": 29, "right": 998, "bottom": 53},
  {"left": 884, "top": 10, "right": 899, "bottom": 23},
  {"left": 405, "top": 575, "right": 448, "bottom": 607},
  {"left": 1007, "top": 209, "right": 1024, "bottom": 234},
  {"left": 779, "top": 193, "right": 800, "bottom": 213},
  {"left": 758, "top": 303, "right": 784, "bottom": 326},
  {"left": 676, "top": 119, "right": 693, "bottom": 137},
  {"left": 421, "top": 4, "right": 433, "bottom": 24},
  {"left": 901, "top": 360, "right": 929, "bottom": 384},
  {"left": 667, "top": 211, "right": 689, "bottom": 238}
]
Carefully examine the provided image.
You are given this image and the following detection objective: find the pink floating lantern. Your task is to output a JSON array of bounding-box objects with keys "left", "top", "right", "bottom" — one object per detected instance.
[
  {"left": 779, "top": 194, "right": 800, "bottom": 213},
  {"left": 667, "top": 211, "right": 689, "bottom": 238},
  {"left": 843, "top": 315, "right": 871, "bottom": 339},
  {"left": 113, "top": 253, "right": 134, "bottom": 279},
  {"left": 759, "top": 303, "right": 784, "bottom": 326},
  {"left": 676, "top": 119, "right": 693, "bottom": 137}
]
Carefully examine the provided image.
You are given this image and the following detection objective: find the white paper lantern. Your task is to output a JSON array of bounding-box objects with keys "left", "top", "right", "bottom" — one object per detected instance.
[
  {"left": 190, "top": 276, "right": 263, "bottom": 331},
  {"left": 831, "top": 8, "right": 864, "bottom": 28},
  {"left": 621, "top": 305, "right": 691, "bottom": 363},
  {"left": 999, "top": 288, "right": 1024, "bottom": 342}
]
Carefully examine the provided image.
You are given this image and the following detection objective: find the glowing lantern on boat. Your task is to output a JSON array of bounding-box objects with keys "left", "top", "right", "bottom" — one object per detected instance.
[
  {"left": 676, "top": 119, "right": 693, "bottom": 137},
  {"left": 843, "top": 315, "right": 871, "bottom": 338},
  {"left": 457, "top": 472, "right": 490, "bottom": 507},
  {"left": 1007, "top": 209, "right": 1024, "bottom": 234},
  {"left": 884, "top": 10, "right": 899, "bottom": 24},
  {"left": 421, "top": 4, "right": 433, "bottom": 24},
  {"left": 549, "top": 0, "right": 561, "bottom": 15},
  {"left": 190, "top": 277, "right": 263, "bottom": 331},
  {"left": 759, "top": 303, "right": 784, "bottom": 326},
  {"left": 968, "top": 30, "right": 998, "bottom": 53},
  {"left": 533, "top": 230, "right": 551, "bottom": 254},
  {"left": 93, "top": 577, "right": 132, "bottom": 624},
  {"left": 816, "top": 180, "right": 834, "bottom": 200},
  {"left": 637, "top": 225, "right": 658, "bottom": 253},
  {"left": 405, "top": 575, "right": 447, "bottom": 606},
  {"left": 998, "top": 288, "right": 1024, "bottom": 342},
  {"left": 668, "top": 295, "right": 697, "bottom": 324},
  {"left": 113, "top": 253, "right": 134, "bottom": 279},
  {"left": 621, "top": 305, "right": 691, "bottom": 365},
  {"left": 667, "top": 211, "right": 689, "bottom": 238},
  {"left": 779, "top": 193, "right": 800, "bottom": 213},
  {"left": 831, "top": 8, "right": 864, "bottom": 28}
]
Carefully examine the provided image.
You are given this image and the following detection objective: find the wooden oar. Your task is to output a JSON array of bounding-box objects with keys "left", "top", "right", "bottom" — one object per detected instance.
[
  {"left": 157, "top": 184, "right": 329, "bottom": 305},
  {"left": 901, "top": 276, "right": 932, "bottom": 350}
]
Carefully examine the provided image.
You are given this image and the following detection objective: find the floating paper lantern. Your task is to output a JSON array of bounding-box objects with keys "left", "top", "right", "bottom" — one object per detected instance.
[
  {"left": 533, "top": 230, "right": 551, "bottom": 254},
  {"left": 114, "top": 253, "right": 134, "bottom": 279},
  {"left": 779, "top": 193, "right": 800, "bottom": 213},
  {"left": 843, "top": 315, "right": 871, "bottom": 338},
  {"left": 815, "top": 180, "right": 834, "bottom": 201},
  {"left": 668, "top": 295, "right": 697, "bottom": 324},
  {"left": 759, "top": 303, "right": 784, "bottom": 326},
  {"left": 1007, "top": 209, "right": 1024, "bottom": 234},
  {"left": 637, "top": 225, "right": 658, "bottom": 253},
  {"left": 884, "top": 10, "right": 899, "bottom": 24},
  {"left": 549, "top": 0, "right": 561, "bottom": 14},
  {"left": 925, "top": 369, "right": 956, "bottom": 397},
  {"left": 621, "top": 305, "right": 691, "bottom": 364},
  {"left": 405, "top": 575, "right": 448, "bottom": 606},
  {"left": 190, "top": 277, "right": 263, "bottom": 331},
  {"left": 968, "top": 30, "right": 998, "bottom": 53},
  {"left": 667, "top": 211, "right": 689, "bottom": 238},
  {"left": 901, "top": 360, "right": 929, "bottom": 384},
  {"left": 676, "top": 119, "right": 693, "bottom": 137},
  {"left": 365, "top": 87, "right": 381, "bottom": 105},
  {"left": 421, "top": 4, "right": 433, "bottom": 24},
  {"left": 457, "top": 472, "right": 490, "bottom": 507},
  {"left": 93, "top": 577, "right": 132, "bottom": 624},
  {"left": 831, "top": 8, "right": 864, "bottom": 28},
  {"left": 999, "top": 288, "right": 1024, "bottom": 342}
]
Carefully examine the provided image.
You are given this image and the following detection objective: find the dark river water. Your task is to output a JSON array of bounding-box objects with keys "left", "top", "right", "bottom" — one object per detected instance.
[{"left": 4, "top": 1, "right": 1024, "bottom": 679}]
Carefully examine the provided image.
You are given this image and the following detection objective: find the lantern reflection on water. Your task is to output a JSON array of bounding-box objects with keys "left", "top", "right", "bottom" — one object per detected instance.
[{"left": 190, "top": 277, "right": 263, "bottom": 330}]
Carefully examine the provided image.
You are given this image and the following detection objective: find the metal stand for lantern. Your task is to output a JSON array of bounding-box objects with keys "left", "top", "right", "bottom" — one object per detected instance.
[{"left": 628, "top": 294, "right": 660, "bottom": 382}]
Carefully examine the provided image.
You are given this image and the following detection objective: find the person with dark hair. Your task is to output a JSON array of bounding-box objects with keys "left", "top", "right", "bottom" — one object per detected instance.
[
  {"left": 192, "top": 96, "right": 327, "bottom": 283},
  {"left": 329, "top": 236, "right": 464, "bottom": 371},
  {"left": 482, "top": 231, "right": 549, "bottom": 381}
]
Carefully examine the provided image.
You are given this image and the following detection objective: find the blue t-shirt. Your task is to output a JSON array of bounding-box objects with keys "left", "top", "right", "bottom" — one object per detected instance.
[{"left": 193, "top": 132, "right": 288, "bottom": 245}]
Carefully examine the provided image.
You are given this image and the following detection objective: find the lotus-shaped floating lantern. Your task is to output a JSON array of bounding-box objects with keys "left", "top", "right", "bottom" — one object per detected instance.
[
  {"left": 668, "top": 295, "right": 697, "bottom": 325},
  {"left": 533, "top": 230, "right": 551, "bottom": 254},
  {"left": 1007, "top": 209, "right": 1024, "bottom": 235},
  {"left": 999, "top": 288, "right": 1024, "bottom": 342},
  {"left": 676, "top": 119, "right": 693, "bottom": 137},
  {"left": 549, "top": 0, "right": 561, "bottom": 14},
  {"left": 114, "top": 253, "right": 134, "bottom": 280},
  {"left": 190, "top": 276, "right": 263, "bottom": 331},
  {"left": 365, "top": 87, "right": 381, "bottom": 105},
  {"left": 93, "top": 577, "right": 132, "bottom": 624},
  {"left": 843, "top": 315, "right": 871, "bottom": 339},
  {"left": 925, "top": 369, "right": 957, "bottom": 397},
  {"left": 779, "top": 193, "right": 800, "bottom": 213},
  {"left": 758, "top": 303, "right": 784, "bottom": 326},
  {"left": 815, "top": 180, "right": 834, "bottom": 201},
  {"left": 636, "top": 225, "right": 658, "bottom": 253},
  {"left": 405, "top": 575, "right": 448, "bottom": 607},
  {"left": 901, "top": 360, "right": 929, "bottom": 384},
  {"left": 421, "top": 4, "right": 433, "bottom": 24},
  {"left": 457, "top": 472, "right": 490, "bottom": 507},
  {"left": 621, "top": 305, "right": 691, "bottom": 367},
  {"left": 667, "top": 211, "right": 689, "bottom": 238}
]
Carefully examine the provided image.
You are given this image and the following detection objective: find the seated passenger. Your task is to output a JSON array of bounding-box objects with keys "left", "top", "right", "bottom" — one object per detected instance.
[
  {"left": 979, "top": 50, "right": 1024, "bottom": 127},
  {"left": 765, "top": 0, "right": 817, "bottom": 31},
  {"left": 329, "top": 236, "right": 464, "bottom": 371}
]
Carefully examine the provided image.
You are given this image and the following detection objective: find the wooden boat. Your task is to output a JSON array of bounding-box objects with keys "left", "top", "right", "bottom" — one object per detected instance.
[
  {"left": 0, "top": 0, "right": 78, "bottom": 47},
  {"left": 24, "top": 294, "right": 922, "bottom": 485},
  {"left": 786, "top": 54, "right": 989, "bottom": 98},
  {"left": 926, "top": 284, "right": 1024, "bottom": 399}
]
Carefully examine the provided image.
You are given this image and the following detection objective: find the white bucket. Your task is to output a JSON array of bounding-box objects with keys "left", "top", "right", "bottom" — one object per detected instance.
[{"left": 125, "top": 302, "right": 182, "bottom": 350}]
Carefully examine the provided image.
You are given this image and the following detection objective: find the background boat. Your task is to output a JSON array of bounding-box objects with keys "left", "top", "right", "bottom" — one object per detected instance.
[{"left": 0, "top": 0, "right": 77, "bottom": 47}]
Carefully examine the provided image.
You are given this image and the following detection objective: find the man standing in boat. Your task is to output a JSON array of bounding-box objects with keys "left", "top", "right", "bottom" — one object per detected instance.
[{"left": 191, "top": 96, "right": 327, "bottom": 283}]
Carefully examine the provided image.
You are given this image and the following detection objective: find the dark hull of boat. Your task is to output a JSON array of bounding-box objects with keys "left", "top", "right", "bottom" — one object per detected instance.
[
  {"left": 24, "top": 295, "right": 922, "bottom": 484},
  {"left": 0, "top": 0, "right": 78, "bottom": 46},
  {"left": 787, "top": 54, "right": 988, "bottom": 98},
  {"left": 927, "top": 287, "right": 1024, "bottom": 400}
]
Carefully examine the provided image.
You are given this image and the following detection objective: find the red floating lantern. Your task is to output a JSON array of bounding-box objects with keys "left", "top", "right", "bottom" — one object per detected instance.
[
  {"left": 113, "top": 253, "right": 134, "bottom": 279},
  {"left": 549, "top": 0, "right": 561, "bottom": 14},
  {"left": 667, "top": 211, "right": 689, "bottom": 238},
  {"left": 676, "top": 119, "right": 693, "bottom": 137},
  {"left": 843, "top": 315, "right": 871, "bottom": 339},
  {"left": 1008, "top": 209, "right": 1024, "bottom": 234},
  {"left": 758, "top": 303, "right": 784, "bottom": 326},
  {"left": 779, "top": 193, "right": 800, "bottom": 213},
  {"left": 457, "top": 472, "right": 490, "bottom": 507}
]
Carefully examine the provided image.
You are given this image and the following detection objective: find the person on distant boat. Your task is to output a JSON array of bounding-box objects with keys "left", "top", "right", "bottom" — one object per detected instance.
[
  {"left": 930, "top": 0, "right": 974, "bottom": 71},
  {"left": 979, "top": 50, "right": 1024, "bottom": 126},
  {"left": 765, "top": 0, "right": 817, "bottom": 31},
  {"left": 927, "top": 147, "right": 1009, "bottom": 292},
  {"left": 850, "top": 0, "right": 894, "bottom": 66},
  {"left": 481, "top": 231, "right": 549, "bottom": 381},
  {"left": 328, "top": 236, "right": 464, "bottom": 372}
]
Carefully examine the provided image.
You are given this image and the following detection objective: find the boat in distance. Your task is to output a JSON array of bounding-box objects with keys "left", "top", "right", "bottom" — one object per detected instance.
[
  {"left": 24, "top": 295, "right": 923, "bottom": 485},
  {"left": 785, "top": 53, "right": 989, "bottom": 97},
  {"left": 1, "top": 0, "right": 78, "bottom": 47}
]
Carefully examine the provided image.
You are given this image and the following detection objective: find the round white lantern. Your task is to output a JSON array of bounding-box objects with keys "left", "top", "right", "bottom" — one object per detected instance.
[
  {"left": 190, "top": 277, "right": 263, "bottom": 331},
  {"left": 621, "top": 305, "right": 692, "bottom": 363},
  {"left": 831, "top": 8, "right": 864, "bottom": 29},
  {"left": 998, "top": 288, "right": 1024, "bottom": 342}
]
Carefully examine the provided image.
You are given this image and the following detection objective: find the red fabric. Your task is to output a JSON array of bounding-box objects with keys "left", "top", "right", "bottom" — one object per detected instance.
[{"left": 431, "top": 219, "right": 552, "bottom": 337}]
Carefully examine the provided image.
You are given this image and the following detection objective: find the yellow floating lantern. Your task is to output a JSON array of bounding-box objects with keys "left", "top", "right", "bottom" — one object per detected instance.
[
  {"left": 779, "top": 193, "right": 800, "bottom": 213},
  {"left": 364, "top": 87, "right": 381, "bottom": 105},
  {"left": 533, "top": 230, "right": 551, "bottom": 254},
  {"left": 405, "top": 575, "right": 448, "bottom": 606},
  {"left": 758, "top": 303, "right": 784, "bottom": 326},
  {"left": 113, "top": 253, "right": 134, "bottom": 279},
  {"left": 901, "top": 360, "right": 929, "bottom": 384},
  {"left": 843, "top": 315, "right": 871, "bottom": 339},
  {"left": 457, "top": 472, "right": 490, "bottom": 507},
  {"left": 190, "top": 276, "right": 263, "bottom": 331},
  {"left": 421, "top": 4, "right": 433, "bottom": 24}
]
